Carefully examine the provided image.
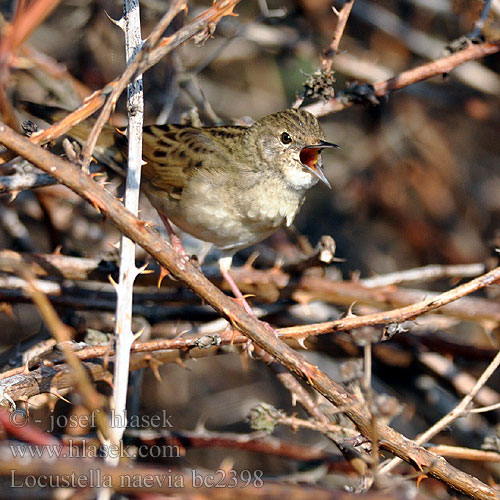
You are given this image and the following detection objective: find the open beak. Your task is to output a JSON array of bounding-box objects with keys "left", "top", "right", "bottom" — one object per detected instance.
[{"left": 300, "top": 140, "right": 339, "bottom": 189}]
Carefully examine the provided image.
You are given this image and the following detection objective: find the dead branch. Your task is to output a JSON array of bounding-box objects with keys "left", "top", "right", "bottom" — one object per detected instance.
[
  {"left": 0, "top": 251, "right": 497, "bottom": 327},
  {"left": 305, "top": 41, "right": 500, "bottom": 117},
  {"left": 24, "top": 0, "right": 242, "bottom": 148},
  {"left": 323, "top": 0, "right": 355, "bottom": 71}
]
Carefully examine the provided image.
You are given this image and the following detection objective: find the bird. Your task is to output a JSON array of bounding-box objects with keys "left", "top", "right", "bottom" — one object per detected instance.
[
  {"left": 25, "top": 105, "right": 338, "bottom": 314},
  {"left": 138, "top": 109, "right": 337, "bottom": 312}
]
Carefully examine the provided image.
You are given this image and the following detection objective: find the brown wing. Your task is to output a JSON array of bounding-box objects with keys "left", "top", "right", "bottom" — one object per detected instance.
[{"left": 139, "top": 124, "right": 246, "bottom": 200}]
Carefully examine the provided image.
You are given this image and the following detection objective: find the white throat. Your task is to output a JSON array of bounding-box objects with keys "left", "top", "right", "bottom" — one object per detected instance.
[{"left": 283, "top": 160, "right": 319, "bottom": 190}]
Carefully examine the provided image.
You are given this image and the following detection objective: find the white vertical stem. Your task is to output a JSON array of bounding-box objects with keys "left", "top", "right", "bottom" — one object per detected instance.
[{"left": 109, "top": 0, "right": 144, "bottom": 463}]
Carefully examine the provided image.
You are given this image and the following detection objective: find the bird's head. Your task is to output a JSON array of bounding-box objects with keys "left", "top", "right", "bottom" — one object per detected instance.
[{"left": 247, "top": 109, "right": 338, "bottom": 190}]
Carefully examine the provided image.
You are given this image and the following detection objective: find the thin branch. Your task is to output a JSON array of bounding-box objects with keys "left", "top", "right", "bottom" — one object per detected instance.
[
  {"left": 468, "top": 0, "right": 492, "bottom": 38},
  {"left": 351, "top": 0, "right": 500, "bottom": 93},
  {"left": 323, "top": 0, "right": 355, "bottom": 71},
  {"left": 19, "top": 269, "right": 109, "bottom": 437},
  {"left": 427, "top": 445, "right": 500, "bottom": 463},
  {"left": 292, "top": 0, "right": 354, "bottom": 108},
  {"left": 18, "top": 0, "right": 240, "bottom": 151},
  {"left": 108, "top": 0, "right": 145, "bottom": 465},
  {"left": 380, "top": 348, "right": 500, "bottom": 475},
  {"left": 305, "top": 40, "right": 500, "bottom": 117},
  {"left": 360, "top": 263, "right": 485, "bottom": 288},
  {"left": 78, "top": 0, "right": 186, "bottom": 170},
  {"left": 0, "top": 171, "right": 56, "bottom": 192}
]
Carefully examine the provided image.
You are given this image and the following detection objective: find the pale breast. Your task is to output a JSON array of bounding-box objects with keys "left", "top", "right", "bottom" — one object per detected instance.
[{"left": 144, "top": 164, "right": 308, "bottom": 252}]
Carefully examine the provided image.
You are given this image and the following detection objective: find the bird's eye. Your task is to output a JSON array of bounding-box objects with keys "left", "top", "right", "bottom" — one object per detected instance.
[{"left": 280, "top": 132, "right": 292, "bottom": 144}]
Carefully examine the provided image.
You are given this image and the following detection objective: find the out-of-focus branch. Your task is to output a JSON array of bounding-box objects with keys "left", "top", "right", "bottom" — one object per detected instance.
[
  {"left": 351, "top": 0, "right": 500, "bottom": 94},
  {"left": 323, "top": 0, "right": 355, "bottom": 71},
  {"left": 380, "top": 348, "right": 500, "bottom": 475},
  {"left": 23, "top": 0, "right": 241, "bottom": 150},
  {"left": 0, "top": 251, "right": 495, "bottom": 327},
  {"left": 78, "top": 0, "right": 186, "bottom": 170},
  {"left": 0, "top": 0, "right": 62, "bottom": 130},
  {"left": 0, "top": 455, "right": 395, "bottom": 499},
  {"left": 19, "top": 270, "right": 109, "bottom": 437},
  {"left": 305, "top": 41, "right": 500, "bottom": 117}
]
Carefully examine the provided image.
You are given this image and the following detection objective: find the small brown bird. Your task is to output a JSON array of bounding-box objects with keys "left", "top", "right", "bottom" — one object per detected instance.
[
  {"left": 137, "top": 109, "right": 337, "bottom": 310},
  {"left": 27, "top": 105, "right": 337, "bottom": 311}
]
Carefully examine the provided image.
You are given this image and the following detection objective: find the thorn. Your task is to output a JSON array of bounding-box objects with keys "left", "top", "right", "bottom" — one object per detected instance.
[
  {"left": 23, "top": 359, "right": 31, "bottom": 374},
  {"left": 52, "top": 245, "right": 63, "bottom": 255},
  {"left": 0, "top": 302, "right": 14, "bottom": 319},
  {"left": 332, "top": 5, "right": 341, "bottom": 16},
  {"left": 346, "top": 302, "right": 357, "bottom": 317},
  {"left": 136, "top": 262, "right": 150, "bottom": 275},
  {"left": 132, "top": 328, "right": 144, "bottom": 343},
  {"left": 218, "top": 457, "right": 234, "bottom": 473},
  {"left": 9, "top": 190, "right": 20, "bottom": 202},
  {"left": 108, "top": 274, "right": 118, "bottom": 289},
  {"left": 194, "top": 416, "right": 208, "bottom": 433},
  {"left": 297, "top": 337, "right": 308, "bottom": 350},
  {"left": 2, "top": 394, "right": 15, "bottom": 411},
  {"left": 105, "top": 10, "right": 126, "bottom": 30},
  {"left": 416, "top": 474, "right": 428, "bottom": 489},
  {"left": 146, "top": 356, "right": 163, "bottom": 382},
  {"left": 157, "top": 266, "right": 170, "bottom": 288},
  {"left": 233, "top": 293, "right": 256, "bottom": 305},
  {"left": 88, "top": 197, "right": 102, "bottom": 214},
  {"left": 272, "top": 255, "right": 285, "bottom": 271},
  {"left": 243, "top": 339, "right": 255, "bottom": 359},
  {"left": 243, "top": 251, "right": 260, "bottom": 270},
  {"left": 229, "top": 323, "right": 239, "bottom": 345},
  {"left": 174, "top": 357, "right": 189, "bottom": 370},
  {"left": 49, "top": 390, "right": 71, "bottom": 405}
]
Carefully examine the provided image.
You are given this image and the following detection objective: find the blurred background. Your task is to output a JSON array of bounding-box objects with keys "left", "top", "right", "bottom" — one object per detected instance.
[{"left": 1, "top": 0, "right": 500, "bottom": 496}]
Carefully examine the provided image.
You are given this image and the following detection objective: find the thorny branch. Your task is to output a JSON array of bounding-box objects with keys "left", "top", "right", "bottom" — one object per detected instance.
[{"left": 21, "top": 0, "right": 241, "bottom": 149}]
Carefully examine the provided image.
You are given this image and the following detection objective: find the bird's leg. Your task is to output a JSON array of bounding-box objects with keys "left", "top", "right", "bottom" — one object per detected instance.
[
  {"left": 219, "top": 255, "right": 255, "bottom": 317},
  {"left": 158, "top": 214, "right": 190, "bottom": 262},
  {"left": 219, "top": 257, "right": 275, "bottom": 330}
]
